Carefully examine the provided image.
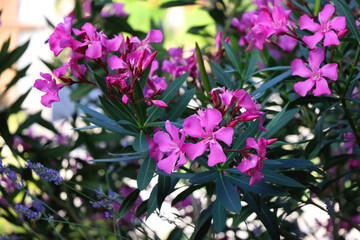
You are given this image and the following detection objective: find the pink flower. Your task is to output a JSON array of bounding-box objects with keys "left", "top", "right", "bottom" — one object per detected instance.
[
  {"left": 34, "top": 73, "right": 62, "bottom": 108},
  {"left": 153, "top": 121, "right": 188, "bottom": 174},
  {"left": 100, "top": 3, "right": 128, "bottom": 18},
  {"left": 299, "top": 4, "right": 346, "bottom": 49},
  {"left": 292, "top": 47, "right": 338, "bottom": 96},
  {"left": 183, "top": 109, "right": 234, "bottom": 167},
  {"left": 236, "top": 137, "right": 277, "bottom": 185}
]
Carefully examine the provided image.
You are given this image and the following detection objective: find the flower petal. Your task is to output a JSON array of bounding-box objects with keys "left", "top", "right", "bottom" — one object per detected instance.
[
  {"left": 249, "top": 166, "right": 264, "bottom": 185},
  {"left": 318, "top": 4, "right": 335, "bottom": 25},
  {"left": 313, "top": 77, "right": 331, "bottom": 96},
  {"left": 320, "top": 63, "right": 338, "bottom": 81},
  {"left": 294, "top": 79, "right": 315, "bottom": 97},
  {"left": 158, "top": 152, "right": 178, "bottom": 174},
  {"left": 174, "top": 152, "right": 187, "bottom": 171},
  {"left": 146, "top": 29, "right": 163, "bottom": 43},
  {"left": 183, "top": 141, "right": 208, "bottom": 160},
  {"left": 303, "top": 32, "right": 324, "bottom": 49},
  {"left": 202, "top": 108, "right": 223, "bottom": 133},
  {"left": 299, "top": 14, "right": 320, "bottom": 31},
  {"left": 329, "top": 16, "right": 346, "bottom": 31},
  {"left": 108, "top": 55, "right": 127, "bottom": 70},
  {"left": 85, "top": 41, "right": 102, "bottom": 59},
  {"left": 291, "top": 59, "right": 311, "bottom": 78},
  {"left": 153, "top": 131, "right": 173, "bottom": 153},
  {"left": 236, "top": 155, "right": 260, "bottom": 173},
  {"left": 208, "top": 141, "right": 227, "bottom": 166},
  {"left": 183, "top": 115, "right": 206, "bottom": 138},
  {"left": 214, "top": 127, "right": 234, "bottom": 146},
  {"left": 323, "top": 30, "right": 340, "bottom": 46},
  {"left": 165, "top": 120, "right": 179, "bottom": 142},
  {"left": 309, "top": 47, "right": 324, "bottom": 71}
]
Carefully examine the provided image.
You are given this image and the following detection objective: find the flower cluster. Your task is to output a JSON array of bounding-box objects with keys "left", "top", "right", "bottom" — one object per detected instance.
[
  {"left": 90, "top": 186, "right": 119, "bottom": 218},
  {"left": 14, "top": 204, "right": 41, "bottom": 220},
  {"left": 25, "top": 160, "right": 63, "bottom": 185}
]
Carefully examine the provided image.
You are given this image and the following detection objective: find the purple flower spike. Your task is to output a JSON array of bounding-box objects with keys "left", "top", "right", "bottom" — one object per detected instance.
[{"left": 25, "top": 160, "right": 63, "bottom": 185}]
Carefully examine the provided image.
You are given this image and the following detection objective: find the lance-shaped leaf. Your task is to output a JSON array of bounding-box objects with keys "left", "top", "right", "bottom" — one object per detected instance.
[
  {"left": 263, "top": 158, "right": 314, "bottom": 168},
  {"left": 167, "top": 88, "right": 196, "bottom": 121},
  {"left": 189, "top": 171, "right": 219, "bottom": 184},
  {"left": 195, "top": 42, "right": 211, "bottom": 94},
  {"left": 262, "top": 169, "right": 305, "bottom": 188},
  {"left": 133, "top": 130, "right": 149, "bottom": 152},
  {"left": 212, "top": 199, "right": 227, "bottom": 233},
  {"left": 244, "top": 193, "right": 280, "bottom": 240},
  {"left": 216, "top": 174, "right": 242, "bottom": 214},
  {"left": 157, "top": 174, "right": 172, "bottom": 210},
  {"left": 210, "top": 60, "right": 234, "bottom": 89},
  {"left": 251, "top": 70, "right": 291, "bottom": 99},
  {"left": 190, "top": 204, "right": 213, "bottom": 240},
  {"left": 137, "top": 156, "right": 156, "bottom": 190},
  {"left": 118, "top": 189, "right": 140, "bottom": 218},
  {"left": 222, "top": 40, "right": 242, "bottom": 75},
  {"left": 333, "top": 0, "right": 360, "bottom": 42}
]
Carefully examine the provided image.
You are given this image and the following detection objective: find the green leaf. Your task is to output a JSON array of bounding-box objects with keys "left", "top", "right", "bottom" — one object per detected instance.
[
  {"left": 216, "top": 174, "right": 242, "bottom": 213},
  {"left": 259, "top": 102, "right": 289, "bottom": 138},
  {"left": 171, "top": 185, "right": 202, "bottom": 207},
  {"left": 212, "top": 199, "right": 226, "bottom": 233},
  {"left": 263, "top": 158, "right": 314, "bottom": 168},
  {"left": 90, "top": 155, "right": 146, "bottom": 162},
  {"left": 251, "top": 70, "right": 291, "bottom": 99},
  {"left": 160, "top": 0, "right": 196, "bottom": 8},
  {"left": 83, "top": 117, "right": 137, "bottom": 135},
  {"left": 226, "top": 174, "right": 288, "bottom": 196},
  {"left": 262, "top": 169, "right": 305, "bottom": 188},
  {"left": 189, "top": 171, "right": 219, "bottom": 184},
  {"left": 0, "top": 40, "right": 29, "bottom": 73},
  {"left": 195, "top": 42, "right": 211, "bottom": 94},
  {"left": 134, "top": 81, "right": 147, "bottom": 125},
  {"left": 5, "top": 65, "right": 30, "bottom": 93},
  {"left": 168, "top": 88, "right": 196, "bottom": 121},
  {"left": 76, "top": 103, "right": 115, "bottom": 124},
  {"left": 333, "top": 0, "right": 360, "bottom": 42},
  {"left": 157, "top": 175, "right": 171, "bottom": 210},
  {"left": 133, "top": 130, "right": 149, "bottom": 152},
  {"left": 0, "top": 37, "right": 11, "bottom": 61},
  {"left": 8, "top": 88, "right": 31, "bottom": 114},
  {"left": 190, "top": 204, "right": 213, "bottom": 240},
  {"left": 145, "top": 72, "right": 189, "bottom": 124},
  {"left": 147, "top": 185, "right": 158, "bottom": 219},
  {"left": 222, "top": 40, "right": 242, "bottom": 75},
  {"left": 260, "top": 107, "right": 300, "bottom": 139},
  {"left": 244, "top": 193, "right": 280, "bottom": 240},
  {"left": 210, "top": 60, "right": 234, "bottom": 89},
  {"left": 244, "top": 48, "right": 259, "bottom": 82},
  {"left": 70, "top": 84, "right": 95, "bottom": 102},
  {"left": 118, "top": 189, "right": 140, "bottom": 218},
  {"left": 137, "top": 156, "right": 156, "bottom": 190},
  {"left": 232, "top": 205, "right": 252, "bottom": 226},
  {"left": 251, "top": 66, "right": 291, "bottom": 76}
]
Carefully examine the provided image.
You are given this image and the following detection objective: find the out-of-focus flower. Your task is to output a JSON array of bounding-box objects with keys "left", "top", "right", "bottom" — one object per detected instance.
[{"left": 34, "top": 73, "right": 62, "bottom": 108}]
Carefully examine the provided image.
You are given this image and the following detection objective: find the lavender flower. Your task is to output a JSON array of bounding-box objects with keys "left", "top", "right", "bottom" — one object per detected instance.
[
  {"left": 0, "top": 159, "right": 18, "bottom": 183},
  {"left": 14, "top": 204, "right": 41, "bottom": 220},
  {"left": 90, "top": 186, "right": 119, "bottom": 218},
  {"left": 324, "top": 198, "right": 336, "bottom": 218},
  {"left": 25, "top": 160, "right": 63, "bottom": 185}
]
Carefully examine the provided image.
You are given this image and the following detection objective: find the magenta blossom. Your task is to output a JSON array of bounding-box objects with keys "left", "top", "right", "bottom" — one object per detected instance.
[
  {"left": 153, "top": 121, "right": 188, "bottom": 174},
  {"left": 34, "top": 73, "right": 62, "bottom": 108},
  {"left": 292, "top": 47, "right": 338, "bottom": 96},
  {"left": 183, "top": 108, "right": 234, "bottom": 167},
  {"left": 236, "top": 137, "right": 277, "bottom": 185},
  {"left": 299, "top": 4, "right": 346, "bottom": 49}
]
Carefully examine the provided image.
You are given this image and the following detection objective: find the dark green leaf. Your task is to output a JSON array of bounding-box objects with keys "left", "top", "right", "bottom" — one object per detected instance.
[
  {"left": 216, "top": 174, "right": 242, "bottom": 213},
  {"left": 137, "top": 156, "right": 156, "bottom": 190},
  {"left": 226, "top": 174, "right": 288, "bottom": 196},
  {"left": 262, "top": 169, "right": 305, "bottom": 188},
  {"left": 232, "top": 205, "right": 252, "bottom": 226},
  {"left": 244, "top": 48, "right": 259, "bottom": 81},
  {"left": 171, "top": 185, "right": 202, "bottom": 207},
  {"left": 83, "top": 117, "right": 137, "bottom": 135},
  {"left": 0, "top": 40, "right": 29, "bottom": 73},
  {"left": 210, "top": 60, "right": 234, "bottom": 89},
  {"left": 90, "top": 155, "right": 145, "bottom": 162},
  {"left": 333, "top": 0, "right": 360, "bottom": 41},
  {"left": 251, "top": 70, "right": 291, "bottom": 98},
  {"left": 168, "top": 88, "right": 196, "bottom": 121},
  {"left": 133, "top": 130, "right": 149, "bottom": 152},
  {"left": 5, "top": 65, "right": 30, "bottom": 93},
  {"left": 118, "top": 189, "right": 140, "bottom": 218},
  {"left": 259, "top": 102, "right": 289, "bottom": 138},
  {"left": 212, "top": 199, "right": 226, "bottom": 233},
  {"left": 134, "top": 81, "right": 147, "bottom": 125},
  {"left": 157, "top": 175, "right": 171, "bottom": 210},
  {"left": 195, "top": 42, "right": 211, "bottom": 94},
  {"left": 263, "top": 158, "right": 314, "bottom": 168},
  {"left": 244, "top": 193, "right": 280, "bottom": 240},
  {"left": 222, "top": 40, "right": 241, "bottom": 75},
  {"left": 147, "top": 185, "right": 158, "bottom": 219},
  {"left": 160, "top": 0, "right": 196, "bottom": 8},
  {"left": 189, "top": 171, "right": 219, "bottom": 184},
  {"left": 190, "top": 204, "right": 213, "bottom": 240},
  {"left": 70, "top": 84, "right": 95, "bottom": 102}
]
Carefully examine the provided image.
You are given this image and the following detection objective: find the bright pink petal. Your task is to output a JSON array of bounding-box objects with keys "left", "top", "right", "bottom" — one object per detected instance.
[
  {"left": 313, "top": 77, "right": 331, "bottom": 96},
  {"left": 208, "top": 141, "right": 227, "bottom": 166},
  {"left": 294, "top": 79, "right": 315, "bottom": 97},
  {"left": 146, "top": 29, "right": 163, "bottom": 43},
  {"left": 202, "top": 108, "right": 223, "bottom": 133},
  {"left": 153, "top": 131, "right": 173, "bottom": 153},
  {"left": 174, "top": 152, "right": 187, "bottom": 171},
  {"left": 245, "top": 137, "right": 258, "bottom": 150},
  {"left": 153, "top": 100, "right": 168, "bottom": 108},
  {"left": 236, "top": 155, "right": 260, "bottom": 173},
  {"left": 308, "top": 47, "right": 324, "bottom": 71},
  {"left": 299, "top": 14, "right": 320, "bottom": 31},
  {"left": 183, "top": 141, "right": 208, "bottom": 160},
  {"left": 213, "top": 127, "right": 234, "bottom": 146},
  {"left": 318, "top": 4, "right": 335, "bottom": 25},
  {"left": 147, "top": 135, "right": 164, "bottom": 162},
  {"left": 320, "top": 63, "right": 338, "bottom": 81},
  {"left": 108, "top": 55, "right": 127, "bottom": 70},
  {"left": 323, "top": 30, "right": 340, "bottom": 46},
  {"left": 165, "top": 120, "right": 179, "bottom": 142},
  {"left": 85, "top": 41, "right": 102, "bottom": 59},
  {"left": 303, "top": 32, "right": 324, "bottom": 49},
  {"left": 158, "top": 152, "right": 178, "bottom": 174},
  {"left": 183, "top": 115, "right": 207, "bottom": 138},
  {"left": 291, "top": 59, "right": 311, "bottom": 78},
  {"left": 249, "top": 166, "right": 264, "bottom": 185},
  {"left": 329, "top": 16, "right": 346, "bottom": 31}
]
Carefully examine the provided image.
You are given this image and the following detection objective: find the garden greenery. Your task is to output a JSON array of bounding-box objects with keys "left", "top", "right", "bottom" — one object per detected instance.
[{"left": 0, "top": 0, "right": 360, "bottom": 239}]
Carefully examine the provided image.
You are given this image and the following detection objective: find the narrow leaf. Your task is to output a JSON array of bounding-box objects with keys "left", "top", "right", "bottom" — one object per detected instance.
[
  {"left": 133, "top": 130, "right": 149, "bottom": 152},
  {"left": 137, "top": 156, "right": 156, "bottom": 190},
  {"left": 262, "top": 169, "right": 305, "bottom": 188},
  {"left": 251, "top": 70, "right": 291, "bottom": 99},
  {"left": 216, "top": 174, "right": 242, "bottom": 213},
  {"left": 118, "top": 189, "right": 140, "bottom": 218},
  {"left": 222, "top": 40, "right": 241, "bottom": 74},
  {"left": 333, "top": 0, "right": 360, "bottom": 42},
  {"left": 168, "top": 88, "right": 196, "bottom": 121},
  {"left": 189, "top": 171, "right": 219, "bottom": 184},
  {"left": 212, "top": 199, "right": 226, "bottom": 233},
  {"left": 195, "top": 42, "right": 211, "bottom": 94}
]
